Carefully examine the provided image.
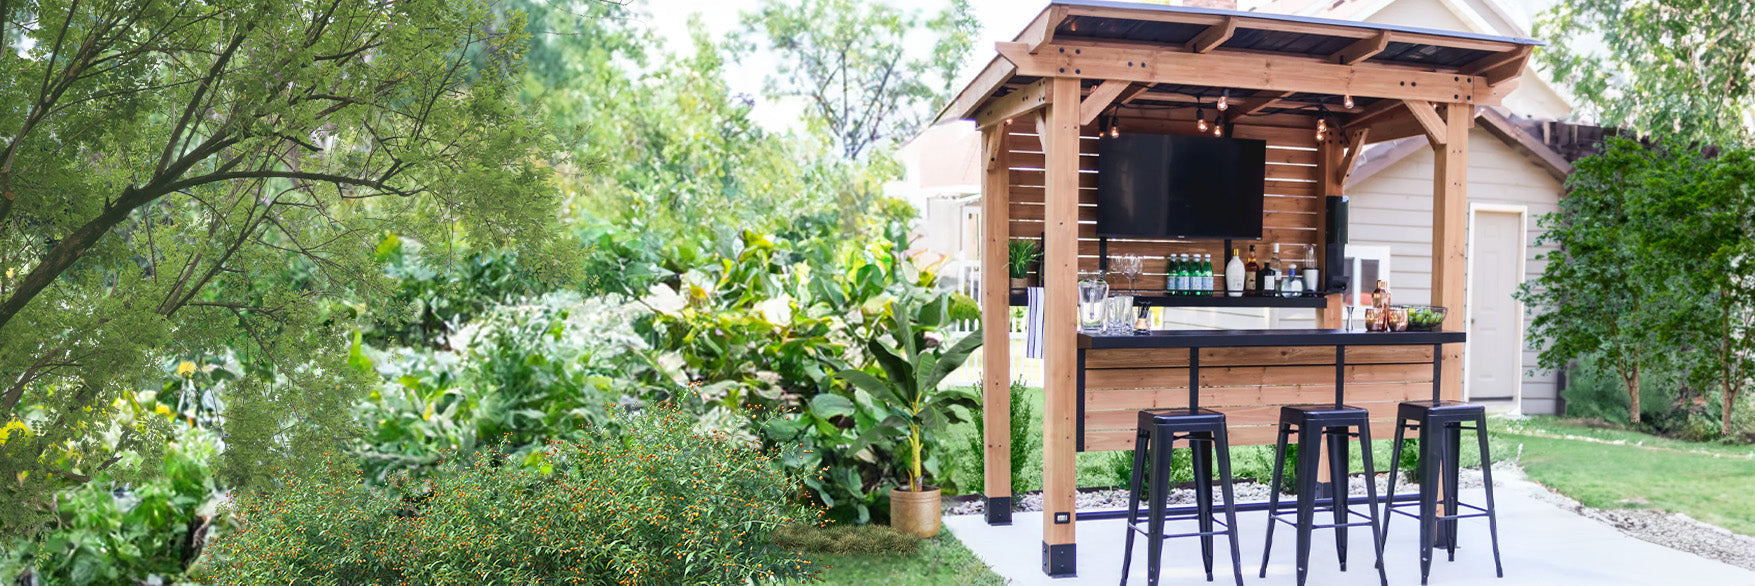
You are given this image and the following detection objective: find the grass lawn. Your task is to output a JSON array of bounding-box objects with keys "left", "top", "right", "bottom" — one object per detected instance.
[
  {"left": 1494, "top": 417, "right": 1755, "bottom": 537},
  {"left": 784, "top": 533, "right": 1004, "bottom": 586}
]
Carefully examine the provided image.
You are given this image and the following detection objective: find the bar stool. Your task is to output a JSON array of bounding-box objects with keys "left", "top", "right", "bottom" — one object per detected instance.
[
  {"left": 1121, "top": 408, "right": 1244, "bottom": 586},
  {"left": 1259, "top": 404, "right": 1389, "bottom": 586},
  {"left": 1381, "top": 400, "right": 1504, "bottom": 585}
]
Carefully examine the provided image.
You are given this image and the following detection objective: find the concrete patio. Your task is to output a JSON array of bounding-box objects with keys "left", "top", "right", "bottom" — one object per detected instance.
[{"left": 946, "top": 470, "right": 1755, "bottom": 585}]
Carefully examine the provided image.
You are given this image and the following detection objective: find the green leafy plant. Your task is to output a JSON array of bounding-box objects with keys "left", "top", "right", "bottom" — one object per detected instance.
[
  {"left": 836, "top": 294, "right": 983, "bottom": 492},
  {"left": 200, "top": 402, "right": 819, "bottom": 585},
  {"left": 1007, "top": 239, "right": 1041, "bottom": 280}
]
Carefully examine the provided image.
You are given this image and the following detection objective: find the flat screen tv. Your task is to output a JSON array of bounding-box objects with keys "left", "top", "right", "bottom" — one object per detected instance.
[{"left": 1095, "top": 133, "right": 1266, "bottom": 240}]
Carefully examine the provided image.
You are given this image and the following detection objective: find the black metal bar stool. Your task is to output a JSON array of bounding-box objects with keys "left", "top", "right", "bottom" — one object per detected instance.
[
  {"left": 1259, "top": 404, "right": 1388, "bottom": 586},
  {"left": 1121, "top": 408, "right": 1244, "bottom": 586},
  {"left": 1381, "top": 400, "right": 1504, "bottom": 585}
]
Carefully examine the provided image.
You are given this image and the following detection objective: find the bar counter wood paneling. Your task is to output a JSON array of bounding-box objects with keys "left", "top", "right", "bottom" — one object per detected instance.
[{"left": 1076, "top": 329, "right": 1464, "bottom": 452}]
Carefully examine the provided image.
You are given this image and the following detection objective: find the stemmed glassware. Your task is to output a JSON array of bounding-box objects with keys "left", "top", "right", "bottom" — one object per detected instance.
[{"left": 1115, "top": 254, "right": 1144, "bottom": 294}]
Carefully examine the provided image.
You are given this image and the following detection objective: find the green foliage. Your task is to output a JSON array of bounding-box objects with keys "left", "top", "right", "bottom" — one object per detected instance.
[
  {"left": 1538, "top": 0, "right": 1755, "bottom": 146},
  {"left": 0, "top": 0, "right": 567, "bottom": 537},
  {"left": 201, "top": 403, "right": 820, "bottom": 585},
  {"left": 835, "top": 293, "right": 983, "bottom": 493},
  {"left": 3, "top": 423, "right": 224, "bottom": 585},
  {"left": 1007, "top": 240, "right": 1041, "bottom": 280},
  {"left": 737, "top": 0, "right": 979, "bottom": 158},
  {"left": 946, "top": 380, "right": 1038, "bottom": 496},
  {"left": 773, "top": 524, "right": 919, "bottom": 554}
]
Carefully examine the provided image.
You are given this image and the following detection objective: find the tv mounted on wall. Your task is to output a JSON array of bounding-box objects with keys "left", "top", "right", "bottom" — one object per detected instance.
[{"left": 1095, "top": 133, "right": 1266, "bottom": 240}]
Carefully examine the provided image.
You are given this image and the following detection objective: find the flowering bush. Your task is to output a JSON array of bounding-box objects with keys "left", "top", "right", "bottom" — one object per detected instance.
[{"left": 200, "top": 402, "right": 820, "bottom": 585}]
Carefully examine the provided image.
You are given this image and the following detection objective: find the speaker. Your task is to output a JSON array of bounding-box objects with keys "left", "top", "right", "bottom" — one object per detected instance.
[{"left": 1324, "top": 196, "right": 1349, "bottom": 292}]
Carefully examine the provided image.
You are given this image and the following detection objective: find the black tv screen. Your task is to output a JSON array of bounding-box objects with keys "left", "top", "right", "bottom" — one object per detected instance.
[{"left": 1096, "top": 133, "right": 1266, "bottom": 240}]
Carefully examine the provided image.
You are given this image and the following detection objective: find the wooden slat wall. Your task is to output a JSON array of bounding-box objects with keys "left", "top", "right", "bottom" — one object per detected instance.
[
  {"left": 1081, "top": 345, "right": 1435, "bottom": 451},
  {"left": 1006, "top": 108, "right": 1326, "bottom": 292}
]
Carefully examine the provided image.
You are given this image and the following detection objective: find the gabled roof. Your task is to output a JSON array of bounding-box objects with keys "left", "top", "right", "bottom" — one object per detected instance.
[
  {"left": 1347, "top": 106, "right": 1573, "bottom": 187},
  {"left": 936, "top": 0, "right": 1541, "bottom": 127}
]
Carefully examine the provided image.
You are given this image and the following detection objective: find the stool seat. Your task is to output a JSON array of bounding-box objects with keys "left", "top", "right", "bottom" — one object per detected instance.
[
  {"left": 1280, "top": 404, "right": 1371, "bottom": 426},
  {"left": 1397, "top": 400, "right": 1483, "bottom": 418},
  {"left": 1138, "top": 407, "right": 1226, "bottom": 427}
]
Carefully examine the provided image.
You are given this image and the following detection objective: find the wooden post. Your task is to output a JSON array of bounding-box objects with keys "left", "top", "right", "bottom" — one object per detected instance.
[
  {"left": 980, "top": 124, "right": 1014, "bottom": 526},
  {"left": 1431, "top": 104, "right": 1469, "bottom": 401},
  {"left": 1040, "top": 76, "right": 1081, "bottom": 577},
  {"left": 1315, "top": 133, "right": 1345, "bottom": 330}
]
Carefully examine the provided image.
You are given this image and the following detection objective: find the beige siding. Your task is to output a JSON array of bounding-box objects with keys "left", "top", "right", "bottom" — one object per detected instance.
[{"left": 1347, "top": 126, "right": 1565, "bottom": 413}]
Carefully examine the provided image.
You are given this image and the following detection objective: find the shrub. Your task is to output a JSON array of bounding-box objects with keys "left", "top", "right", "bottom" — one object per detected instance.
[
  {"left": 200, "top": 402, "right": 821, "bottom": 585},
  {"left": 772, "top": 524, "right": 918, "bottom": 554}
]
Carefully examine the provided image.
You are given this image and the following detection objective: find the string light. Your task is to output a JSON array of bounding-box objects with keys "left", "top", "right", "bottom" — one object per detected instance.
[
  {"left": 1217, "top": 89, "right": 1229, "bottom": 112},
  {"left": 1196, "top": 106, "right": 1209, "bottom": 133},
  {"left": 1212, "top": 115, "right": 1224, "bottom": 137},
  {"left": 1343, "top": 94, "right": 1355, "bottom": 109},
  {"left": 1005, "top": 118, "right": 1013, "bottom": 125},
  {"left": 1108, "top": 112, "right": 1120, "bottom": 138}
]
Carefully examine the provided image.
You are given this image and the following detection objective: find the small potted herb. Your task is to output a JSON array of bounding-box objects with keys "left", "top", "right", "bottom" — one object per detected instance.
[{"left": 1008, "top": 239, "right": 1042, "bottom": 290}]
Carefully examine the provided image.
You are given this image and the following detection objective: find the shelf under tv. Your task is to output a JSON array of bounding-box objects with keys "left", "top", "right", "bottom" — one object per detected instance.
[{"left": 1007, "top": 291, "right": 1329, "bottom": 309}]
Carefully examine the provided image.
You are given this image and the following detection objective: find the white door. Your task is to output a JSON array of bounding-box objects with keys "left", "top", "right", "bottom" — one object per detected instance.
[{"left": 1466, "top": 209, "right": 1525, "bottom": 401}]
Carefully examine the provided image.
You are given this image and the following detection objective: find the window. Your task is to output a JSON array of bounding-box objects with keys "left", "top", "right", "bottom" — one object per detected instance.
[{"left": 1341, "top": 245, "right": 1393, "bottom": 307}]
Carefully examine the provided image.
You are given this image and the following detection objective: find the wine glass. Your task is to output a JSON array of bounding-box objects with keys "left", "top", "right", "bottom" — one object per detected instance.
[{"left": 1116, "top": 254, "right": 1143, "bottom": 294}]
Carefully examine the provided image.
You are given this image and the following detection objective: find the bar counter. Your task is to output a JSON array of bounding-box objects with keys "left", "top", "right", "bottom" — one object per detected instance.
[{"left": 1073, "top": 328, "right": 1466, "bottom": 452}]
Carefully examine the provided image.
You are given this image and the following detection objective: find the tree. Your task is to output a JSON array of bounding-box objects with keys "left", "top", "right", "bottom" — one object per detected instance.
[
  {"left": 737, "top": 0, "right": 978, "bottom": 159},
  {"left": 0, "top": 0, "right": 564, "bottom": 536},
  {"left": 1518, "top": 138, "right": 1668, "bottom": 424},
  {"left": 1538, "top": 0, "right": 1755, "bottom": 146}
]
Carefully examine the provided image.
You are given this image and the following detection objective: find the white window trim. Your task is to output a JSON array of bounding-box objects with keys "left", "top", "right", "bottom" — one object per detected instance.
[
  {"left": 1344, "top": 245, "right": 1394, "bottom": 307},
  {"left": 1465, "top": 203, "right": 1529, "bottom": 412}
]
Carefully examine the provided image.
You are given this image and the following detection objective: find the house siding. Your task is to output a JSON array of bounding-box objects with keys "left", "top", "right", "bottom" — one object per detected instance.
[{"left": 1346, "top": 126, "right": 1565, "bottom": 414}]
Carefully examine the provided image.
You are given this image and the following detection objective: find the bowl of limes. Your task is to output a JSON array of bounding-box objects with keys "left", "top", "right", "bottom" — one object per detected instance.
[{"left": 1402, "top": 305, "right": 1448, "bottom": 331}]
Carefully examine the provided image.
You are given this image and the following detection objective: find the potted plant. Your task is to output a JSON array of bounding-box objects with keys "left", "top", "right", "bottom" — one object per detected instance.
[
  {"left": 1008, "top": 239, "right": 1041, "bottom": 290},
  {"left": 836, "top": 293, "right": 983, "bottom": 538}
]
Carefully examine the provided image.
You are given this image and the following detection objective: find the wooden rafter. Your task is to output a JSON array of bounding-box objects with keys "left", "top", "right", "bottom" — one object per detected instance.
[
  {"left": 1117, "top": 83, "right": 1152, "bottom": 105},
  {"left": 1346, "top": 97, "right": 1407, "bottom": 129},
  {"left": 1404, "top": 99, "right": 1448, "bottom": 145},
  {"left": 1020, "top": 6, "right": 1069, "bottom": 53},
  {"left": 1240, "top": 91, "right": 1299, "bottom": 116},
  {"left": 1187, "top": 16, "right": 1237, "bottom": 53},
  {"left": 1460, "top": 45, "right": 1532, "bottom": 86},
  {"left": 1079, "top": 80, "right": 1134, "bottom": 126},
  {"left": 1331, "top": 30, "right": 1391, "bottom": 65},
  {"left": 996, "top": 42, "right": 1489, "bottom": 105},
  {"left": 975, "top": 78, "right": 1052, "bottom": 129},
  {"left": 1337, "top": 128, "right": 1371, "bottom": 185}
]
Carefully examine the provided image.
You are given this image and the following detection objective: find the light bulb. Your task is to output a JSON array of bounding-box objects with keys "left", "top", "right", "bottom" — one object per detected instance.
[
  {"left": 1005, "top": 118, "right": 1013, "bottom": 125},
  {"left": 1317, "top": 118, "right": 1327, "bottom": 133},
  {"left": 1213, "top": 124, "right": 1223, "bottom": 137},
  {"left": 1197, "top": 118, "right": 1209, "bottom": 132},
  {"left": 1343, "top": 94, "right": 1355, "bottom": 109},
  {"left": 1218, "top": 92, "right": 1229, "bottom": 111},
  {"left": 1109, "top": 123, "right": 1119, "bottom": 138},
  {"left": 1316, "top": 130, "right": 1326, "bottom": 141}
]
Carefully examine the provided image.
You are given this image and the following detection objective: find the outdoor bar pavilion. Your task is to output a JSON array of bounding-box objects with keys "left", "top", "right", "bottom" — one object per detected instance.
[{"left": 934, "top": 0, "right": 1539, "bottom": 577}]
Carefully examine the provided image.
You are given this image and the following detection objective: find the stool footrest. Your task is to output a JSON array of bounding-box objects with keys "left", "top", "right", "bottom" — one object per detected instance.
[{"left": 1128, "top": 518, "right": 1232, "bottom": 540}]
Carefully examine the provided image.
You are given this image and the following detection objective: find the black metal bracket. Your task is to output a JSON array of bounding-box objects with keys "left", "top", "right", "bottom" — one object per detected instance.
[
  {"left": 1042, "top": 542, "right": 1077, "bottom": 577},
  {"left": 984, "top": 496, "right": 1012, "bottom": 526}
]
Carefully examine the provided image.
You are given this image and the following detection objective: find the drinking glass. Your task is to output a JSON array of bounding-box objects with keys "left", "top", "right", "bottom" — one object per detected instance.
[
  {"left": 1104, "top": 294, "right": 1134, "bottom": 334},
  {"left": 1078, "top": 274, "right": 1109, "bottom": 334},
  {"left": 1116, "top": 254, "right": 1143, "bottom": 294}
]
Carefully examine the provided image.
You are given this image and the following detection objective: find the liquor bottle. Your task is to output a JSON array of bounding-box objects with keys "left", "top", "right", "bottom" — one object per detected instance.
[
  {"left": 1225, "top": 249, "right": 1245, "bottom": 297},
  {"left": 1259, "top": 244, "right": 1280, "bottom": 296},
  {"left": 1203, "top": 254, "right": 1216, "bottom": 295},
  {"left": 1244, "top": 245, "right": 1260, "bottom": 296},
  {"left": 1281, "top": 264, "right": 1305, "bottom": 298}
]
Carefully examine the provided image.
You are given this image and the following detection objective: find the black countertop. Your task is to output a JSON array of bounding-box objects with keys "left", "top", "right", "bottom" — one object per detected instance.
[{"left": 1078, "top": 328, "right": 1466, "bottom": 349}]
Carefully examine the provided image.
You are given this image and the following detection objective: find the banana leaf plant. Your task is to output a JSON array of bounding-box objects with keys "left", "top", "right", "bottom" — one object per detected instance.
[{"left": 835, "top": 293, "right": 984, "bottom": 492}]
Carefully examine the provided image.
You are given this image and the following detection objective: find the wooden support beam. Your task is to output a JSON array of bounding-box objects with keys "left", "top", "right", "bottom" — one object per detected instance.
[
  {"left": 1315, "top": 135, "right": 1345, "bottom": 330},
  {"left": 1337, "top": 128, "right": 1371, "bottom": 186},
  {"left": 1460, "top": 45, "right": 1532, "bottom": 86},
  {"left": 976, "top": 78, "right": 1052, "bottom": 129},
  {"left": 979, "top": 125, "right": 1013, "bottom": 522},
  {"left": 1346, "top": 98, "right": 1406, "bottom": 129},
  {"left": 1019, "top": 6, "right": 1069, "bottom": 53},
  {"left": 1240, "top": 91, "right": 1298, "bottom": 116},
  {"left": 997, "top": 42, "right": 1487, "bottom": 105},
  {"left": 1079, "top": 80, "right": 1133, "bottom": 126},
  {"left": 1332, "top": 30, "right": 1391, "bottom": 65},
  {"left": 1040, "top": 76, "right": 1082, "bottom": 574},
  {"left": 1431, "top": 103, "right": 1470, "bottom": 401},
  {"left": 1117, "top": 83, "right": 1152, "bottom": 105},
  {"left": 1058, "top": 4, "right": 1521, "bottom": 54},
  {"left": 1405, "top": 100, "right": 1449, "bottom": 146},
  {"left": 1186, "top": 16, "right": 1237, "bottom": 53}
]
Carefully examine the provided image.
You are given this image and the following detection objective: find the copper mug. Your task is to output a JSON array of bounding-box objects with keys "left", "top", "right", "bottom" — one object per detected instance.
[
  {"left": 1388, "top": 307, "right": 1410, "bottom": 332},
  {"left": 1364, "top": 307, "right": 1383, "bottom": 332}
]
